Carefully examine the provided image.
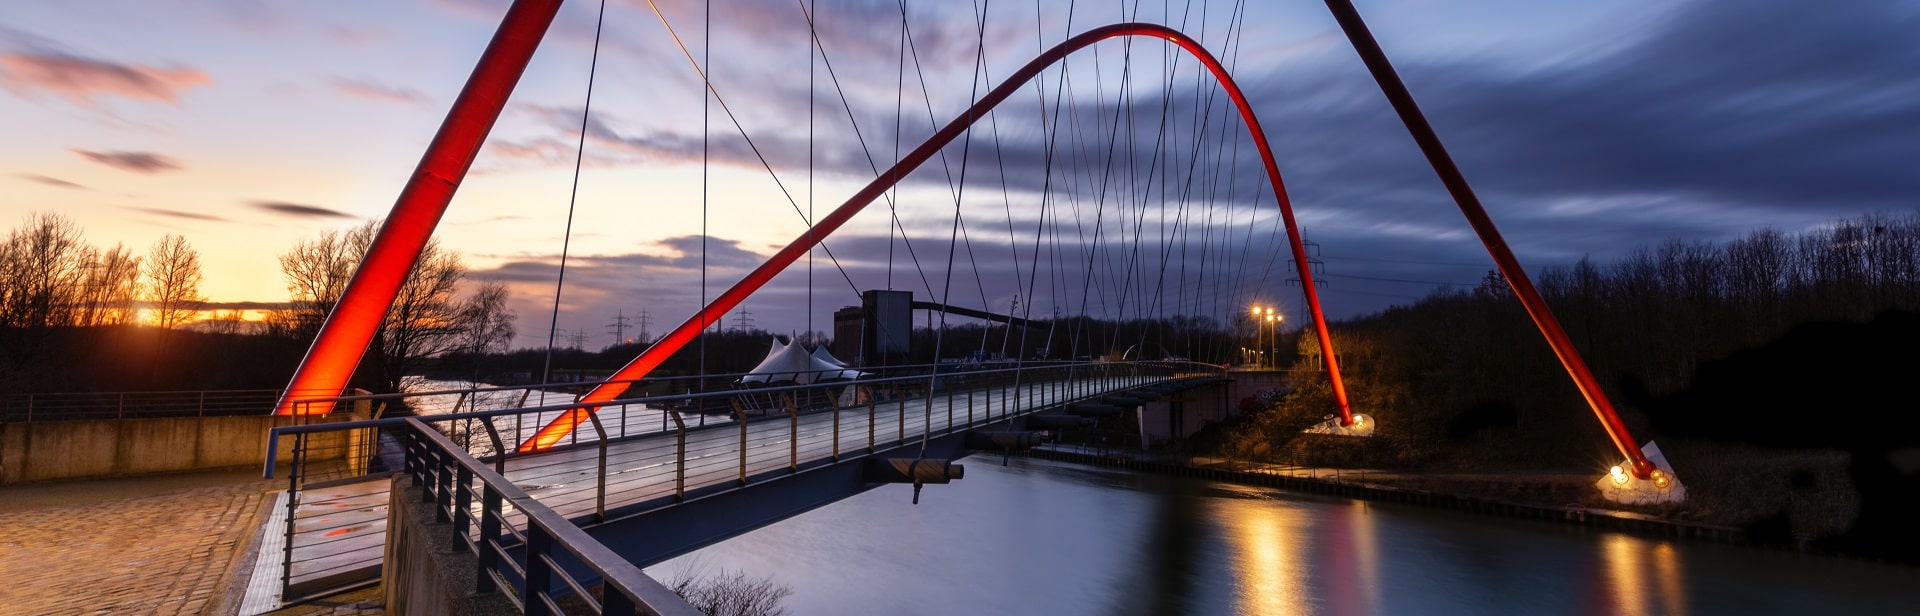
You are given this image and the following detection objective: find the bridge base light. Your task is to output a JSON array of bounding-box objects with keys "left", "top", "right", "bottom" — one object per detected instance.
[
  {"left": 1303, "top": 413, "right": 1374, "bottom": 437},
  {"left": 1596, "top": 441, "right": 1687, "bottom": 505}
]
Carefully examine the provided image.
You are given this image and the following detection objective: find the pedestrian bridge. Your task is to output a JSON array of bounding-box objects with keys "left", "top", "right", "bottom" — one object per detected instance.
[{"left": 265, "top": 362, "right": 1232, "bottom": 609}]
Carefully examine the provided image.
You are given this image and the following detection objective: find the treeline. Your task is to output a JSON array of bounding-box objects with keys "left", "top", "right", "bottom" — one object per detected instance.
[
  {"left": 1248, "top": 212, "right": 1920, "bottom": 469},
  {"left": 0, "top": 213, "right": 514, "bottom": 395},
  {"left": 0, "top": 213, "right": 206, "bottom": 330},
  {"left": 1215, "top": 212, "right": 1920, "bottom": 556},
  {"left": 1244, "top": 211, "right": 1920, "bottom": 464},
  {"left": 898, "top": 314, "right": 1242, "bottom": 364}
]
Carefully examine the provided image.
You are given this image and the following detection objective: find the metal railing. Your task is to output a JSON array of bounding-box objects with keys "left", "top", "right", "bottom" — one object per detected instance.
[
  {"left": 402, "top": 417, "right": 700, "bottom": 616},
  {"left": 1, "top": 388, "right": 281, "bottom": 422},
  {"left": 265, "top": 360, "right": 1225, "bottom": 605}
]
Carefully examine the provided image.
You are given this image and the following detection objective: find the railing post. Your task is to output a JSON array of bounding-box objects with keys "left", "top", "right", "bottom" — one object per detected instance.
[
  {"left": 585, "top": 409, "right": 609, "bottom": 522},
  {"left": 479, "top": 417, "right": 507, "bottom": 475},
  {"left": 730, "top": 399, "right": 748, "bottom": 486},
  {"left": 867, "top": 393, "right": 876, "bottom": 453},
  {"left": 117, "top": 392, "right": 125, "bottom": 420},
  {"left": 897, "top": 387, "right": 906, "bottom": 447},
  {"left": 986, "top": 381, "right": 993, "bottom": 423},
  {"left": 477, "top": 485, "right": 501, "bottom": 594},
  {"left": 435, "top": 448, "right": 454, "bottom": 523},
  {"left": 946, "top": 381, "right": 954, "bottom": 432},
  {"left": 198, "top": 390, "right": 207, "bottom": 417},
  {"left": 282, "top": 432, "right": 303, "bottom": 597},
  {"left": 454, "top": 464, "right": 474, "bottom": 542},
  {"left": 669, "top": 410, "right": 688, "bottom": 501},
  {"left": 967, "top": 387, "right": 973, "bottom": 427},
  {"left": 828, "top": 389, "right": 841, "bottom": 462},
  {"left": 523, "top": 523, "right": 553, "bottom": 616},
  {"left": 785, "top": 393, "right": 798, "bottom": 473}
]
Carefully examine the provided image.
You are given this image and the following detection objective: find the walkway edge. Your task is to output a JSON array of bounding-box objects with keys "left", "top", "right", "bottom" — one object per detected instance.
[{"left": 239, "top": 490, "right": 290, "bottom": 616}]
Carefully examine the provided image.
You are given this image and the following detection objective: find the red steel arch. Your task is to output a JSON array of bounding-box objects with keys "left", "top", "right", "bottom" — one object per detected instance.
[{"left": 520, "top": 22, "right": 1358, "bottom": 451}]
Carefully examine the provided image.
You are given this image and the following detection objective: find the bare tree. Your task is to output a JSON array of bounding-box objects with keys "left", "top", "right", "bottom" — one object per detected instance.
[
  {"left": 0, "top": 212, "right": 90, "bottom": 328},
  {"left": 378, "top": 245, "right": 465, "bottom": 390},
  {"left": 455, "top": 280, "right": 516, "bottom": 356},
  {"left": 200, "top": 309, "right": 246, "bottom": 335},
  {"left": 73, "top": 243, "right": 143, "bottom": 326},
  {"left": 274, "top": 223, "right": 368, "bottom": 338},
  {"left": 665, "top": 567, "right": 792, "bottom": 616},
  {"left": 277, "top": 220, "right": 471, "bottom": 392},
  {"left": 143, "top": 234, "right": 205, "bottom": 329}
]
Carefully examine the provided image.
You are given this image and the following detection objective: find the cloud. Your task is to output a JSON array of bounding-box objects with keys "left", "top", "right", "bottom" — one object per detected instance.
[
  {"left": 249, "top": 200, "right": 357, "bottom": 220},
  {"left": 17, "top": 173, "right": 86, "bottom": 189},
  {"left": 72, "top": 149, "right": 183, "bottom": 173},
  {"left": 0, "top": 50, "right": 209, "bottom": 106},
  {"left": 331, "top": 77, "right": 428, "bottom": 104},
  {"left": 126, "top": 206, "right": 230, "bottom": 223}
]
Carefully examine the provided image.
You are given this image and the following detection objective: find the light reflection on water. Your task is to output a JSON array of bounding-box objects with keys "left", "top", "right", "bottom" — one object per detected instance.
[{"left": 649, "top": 457, "right": 1920, "bottom": 615}]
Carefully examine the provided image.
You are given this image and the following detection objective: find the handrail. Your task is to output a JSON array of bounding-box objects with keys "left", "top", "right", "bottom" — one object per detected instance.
[
  {"left": 264, "top": 360, "right": 1216, "bottom": 477},
  {"left": 2, "top": 388, "right": 282, "bottom": 422},
  {"left": 403, "top": 418, "right": 700, "bottom": 615},
  {"left": 276, "top": 359, "right": 1220, "bottom": 414}
]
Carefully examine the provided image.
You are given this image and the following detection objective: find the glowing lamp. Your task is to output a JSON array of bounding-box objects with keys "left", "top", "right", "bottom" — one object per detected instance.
[
  {"left": 1651, "top": 469, "right": 1670, "bottom": 489},
  {"left": 1609, "top": 465, "right": 1628, "bottom": 485}
]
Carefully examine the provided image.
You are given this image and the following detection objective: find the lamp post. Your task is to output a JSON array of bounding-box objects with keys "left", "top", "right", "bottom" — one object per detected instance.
[
  {"left": 1247, "top": 306, "right": 1283, "bottom": 369},
  {"left": 1249, "top": 306, "right": 1263, "bottom": 368},
  {"left": 1266, "top": 311, "right": 1281, "bottom": 369}
]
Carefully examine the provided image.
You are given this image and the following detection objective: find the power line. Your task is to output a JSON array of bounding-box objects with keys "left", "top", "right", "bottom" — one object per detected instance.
[{"left": 606, "top": 309, "right": 632, "bottom": 344}]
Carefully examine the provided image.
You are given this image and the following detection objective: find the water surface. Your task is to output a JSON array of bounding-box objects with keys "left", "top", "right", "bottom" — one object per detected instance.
[{"left": 650, "top": 456, "right": 1920, "bottom": 615}]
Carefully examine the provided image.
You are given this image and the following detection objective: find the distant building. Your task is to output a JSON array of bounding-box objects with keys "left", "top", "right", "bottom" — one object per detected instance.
[{"left": 832, "top": 305, "right": 862, "bottom": 365}]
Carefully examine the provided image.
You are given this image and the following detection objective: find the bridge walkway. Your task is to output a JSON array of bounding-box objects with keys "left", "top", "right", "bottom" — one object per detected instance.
[{"left": 285, "top": 374, "right": 1179, "bottom": 594}]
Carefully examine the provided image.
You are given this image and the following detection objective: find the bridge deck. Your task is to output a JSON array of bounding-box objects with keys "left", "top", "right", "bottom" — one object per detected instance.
[{"left": 286, "top": 375, "right": 1166, "bottom": 592}]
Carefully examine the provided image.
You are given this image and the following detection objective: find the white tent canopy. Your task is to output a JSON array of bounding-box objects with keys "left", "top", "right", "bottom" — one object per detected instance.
[{"left": 740, "top": 337, "right": 864, "bottom": 385}]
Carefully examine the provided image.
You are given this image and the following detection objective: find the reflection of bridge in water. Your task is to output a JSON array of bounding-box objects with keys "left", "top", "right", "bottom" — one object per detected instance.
[{"left": 271, "top": 363, "right": 1233, "bottom": 604}]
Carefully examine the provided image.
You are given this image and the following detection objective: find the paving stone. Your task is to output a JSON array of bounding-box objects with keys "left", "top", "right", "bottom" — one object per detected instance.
[{"left": 0, "top": 473, "right": 384, "bottom": 615}]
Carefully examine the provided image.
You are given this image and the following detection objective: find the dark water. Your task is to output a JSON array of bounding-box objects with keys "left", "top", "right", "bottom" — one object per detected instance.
[{"left": 648, "top": 457, "right": 1920, "bottom": 615}]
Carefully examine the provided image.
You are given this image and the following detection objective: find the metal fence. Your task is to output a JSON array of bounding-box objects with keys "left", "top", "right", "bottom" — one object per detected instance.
[
  {"left": 402, "top": 418, "right": 701, "bottom": 616},
  {"left": 0, "top": 389, "right": 281, "bottom": 422}
]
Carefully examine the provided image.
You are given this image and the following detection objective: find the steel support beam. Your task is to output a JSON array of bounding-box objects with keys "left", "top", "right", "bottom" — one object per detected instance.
[
  {"left": 1322, "top": 0, "right": 1654, "bottom": 478},
  {"left": 274, "top": 0, "right": 563, "bottom": 415}
]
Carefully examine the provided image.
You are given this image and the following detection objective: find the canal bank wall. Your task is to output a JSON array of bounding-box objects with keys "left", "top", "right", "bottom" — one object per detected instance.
[{"left": 1021, "top": 446, "right": 1747, "bottom": 544}]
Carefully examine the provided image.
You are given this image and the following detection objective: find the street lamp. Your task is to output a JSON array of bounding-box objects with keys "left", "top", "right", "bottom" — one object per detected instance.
[
  {"left": 1265, "top": 313, "right": 1277, "bottom": 369},
  {"left": 1250, "top": 306, "right": 1266, "bottom": 367}
]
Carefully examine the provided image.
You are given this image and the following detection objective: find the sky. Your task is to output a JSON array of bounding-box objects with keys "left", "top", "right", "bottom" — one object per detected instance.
[{"left": 3, "top": 0, "right": 1915, "bottom": 350}]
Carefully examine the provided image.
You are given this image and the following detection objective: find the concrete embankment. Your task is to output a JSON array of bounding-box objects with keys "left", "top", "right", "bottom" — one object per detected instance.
[{"left": 1, "top": 413, "right": 361, "bottom": 484}]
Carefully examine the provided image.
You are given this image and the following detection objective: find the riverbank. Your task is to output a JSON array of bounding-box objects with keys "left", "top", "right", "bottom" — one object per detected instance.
[{"left": 1023, "top": 445, "right": 1750, "bottom": 544}]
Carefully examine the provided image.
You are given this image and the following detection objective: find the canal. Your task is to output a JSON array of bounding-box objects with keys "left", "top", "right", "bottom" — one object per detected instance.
[{"left": 649, "top": 456, "right": 1920, "bottom": 615}]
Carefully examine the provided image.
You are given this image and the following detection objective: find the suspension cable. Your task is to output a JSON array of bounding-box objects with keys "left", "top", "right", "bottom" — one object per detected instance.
[
  {"left": 643, "top": 0, "right": 861, "bottom": 296},
  {"left": 541, "top": 0, "right": 607, "bottom": 388}
]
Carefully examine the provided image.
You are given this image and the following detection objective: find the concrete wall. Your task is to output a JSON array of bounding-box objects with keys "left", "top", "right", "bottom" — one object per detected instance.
[
  {"left": 0, "top": 412, "right": 359, "bottom": 484},
  {"left": 383, "top": 475, "right": 518, "bottom": 616},
  {"left": 1135, "top": 372, "right": 1292, "bottom": 444}
]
